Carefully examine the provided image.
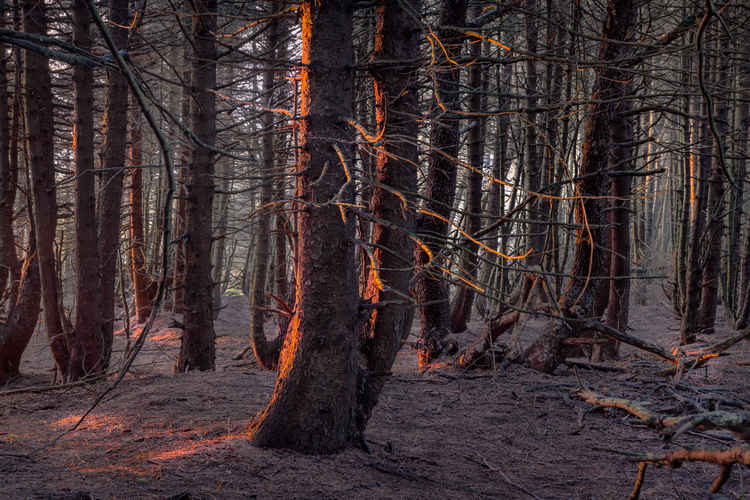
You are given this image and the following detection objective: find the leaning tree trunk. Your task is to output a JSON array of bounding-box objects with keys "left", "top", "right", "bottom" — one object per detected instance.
[
  {"left": 0, "top": 225, "right": 40, "bottom": 384},
  {"left": 414, "top": 0, "right": 467, "bottom": 367},
  {"left": 97, "top": 0, "right": 129, "bottom": 370},
  {"left": 249, "top": 0, "right": 361, "bottom": 453},
  {"left": 69, "top": 0, "right": 103, "bottom": 380},
  {"left": 175, "top": 0, "right": 217, "bottom": 372},
  {"left": 23, "top": 0, "right": 69, "bottom": 376},
  {"left": 358, "top": 0, "right": 421, "bottom": 429},
  {"left": 524, "top": 0, "right": 637, "bottom": 373}
]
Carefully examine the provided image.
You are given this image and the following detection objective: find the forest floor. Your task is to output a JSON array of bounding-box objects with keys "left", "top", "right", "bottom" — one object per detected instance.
[{"left": 2, "top": 290, "right": 750, "bottom": 499}]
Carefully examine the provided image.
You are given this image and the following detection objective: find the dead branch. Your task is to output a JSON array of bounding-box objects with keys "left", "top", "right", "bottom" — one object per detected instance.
[
  {"left": 630, "top": 446, "right": 750, "bottom": 499},
  {"left": 576, "top": 390, "right": 682, "bottom": 429}
]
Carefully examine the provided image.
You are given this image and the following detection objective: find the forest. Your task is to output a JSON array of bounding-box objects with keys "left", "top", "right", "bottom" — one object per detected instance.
[{"left": 2, "top": 0, "right": 750, "bottom": 498}]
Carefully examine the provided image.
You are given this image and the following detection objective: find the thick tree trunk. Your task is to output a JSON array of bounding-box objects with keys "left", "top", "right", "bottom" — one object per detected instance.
[
  {"left": 523, "top": 0, "right": 636, "bottom": 373},
  {"left": 96, "top": 0, "right": 129, "bottom": 370},
  {"left": 176, "top": 0, "right": 217, "bottom": 372},
  {"left": 414, "top": 0, "right": 467, "bottom": 367},
  {"left": 23, "top": 0, "right": 69, "bottom": 376},
  {"left": 358, "top": 0, "right": 421, "bottom": 428},
  {"left": 69, "top": 0, "right": 103, "bottom": 380},
  {"left": 249, "top": 0, "right": 360, "bottom": 453},
  {"left": 0, "top": 227, "right": 40, "bottom": 384}
]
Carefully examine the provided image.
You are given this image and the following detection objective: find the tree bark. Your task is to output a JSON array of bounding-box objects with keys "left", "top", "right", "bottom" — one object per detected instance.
[
  {"left": 128, "top": 103, "right": 152, "bottom": 323},
  {"left": 0, "top": 226, "right": 40, "bottom": 384},
  {"left": 96, "top": 0, "right": 129, "bottom": 370},
  {"left": 249, "top": 0, "right": 360, "bottom": 453},
  {"left": 23, "top": 0, "right": 69, "bottom": 376},
  {"left": 358, "top": 0, "right": 421, "bottom": 429},
  {"left": 450, "top": 0, "right": 485, "bottom": 333},
  {"left": 69, "top": 0, "right": 103, "bottom": 380},
  {"left": 524, "top": 0, "right": 637, "bottom": 373},
  {"left": 697, "top": 33, "right": 728, "bottom": 335},
  {"left": 175, "top": 0, "right": 217, "bottom": 372},
  {"left": 414, "top": 0, "right": 467, "bottom": 368}
]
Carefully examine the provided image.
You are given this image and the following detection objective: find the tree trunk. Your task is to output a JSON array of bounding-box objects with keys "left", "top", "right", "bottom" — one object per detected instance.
[
  {"left": 23, "top": 0, "right": 69, "bottom": 376},
  {"left": 249, "top": 0, "right": 360, "bottom": 453},
  {"left": 249, "top": 4, "right": 285, "bottom": 370},
  {"left": 414, "top": 0, "right": 467, "bottom": 368},
  {"left": 0, "top": 16, "right": 15, "bottom": 304},
  {"left": 128, "top": 103, "right": 152, "bottom": 323},
  {"left": 0, "top": 225, "right": 40, "bottom": 384},
  {"left": 524, "top": 0, "right": 637, "bottom": 373},
  {"left": 681, "top": 105, "right": 710, "bottom": 344},
  {"left": 600, "top": 63, "right": 635, "bottom": 360},
  {"left": 450, "top": 0, "right": 485, "bottom": 333},
  {"left": 697, "top": 33, "right": 728, "bottom": 335},
  {"left": 97, "top": 0, "right": 129, "bottom": 370},
  {"left": 358, "top": 0, "right": 421, "bottom": 429},
  {"left": 172, "top": 43, "right": 191, "bottom": 315},
  {"left": 175, "top": 0, "right": 217, "bottom": 372},
  {"left": 68, "top": 0, "right": 104, "bottom": 380}
]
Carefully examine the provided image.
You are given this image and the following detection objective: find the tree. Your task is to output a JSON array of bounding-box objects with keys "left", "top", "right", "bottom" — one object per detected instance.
[
  {"left": 23, "top": 0, "right": 69, "bottom": 377},
  {"left": 449, "top": 0, "right": 486, "bottom": 333},
  {"left": 175, "top": 0, "right": 217, "bottom": 372},
  {"left": 69, "top": 0, "right": 102, "bottom": 380},
  {"left": 414, "top": 0, "right": 467, "bottom": 367},
  {"left": 249, "top": 0, "right": 361, "bottom": 453},
  {"left": 96, "top": 0, "right": 130, "bottom": 370},
  {"left": 359, "top": 0, "right": 422, "bottom": 427},
  {"left": 524, "top": 0, "right": 637, "bottom": 372},
  {"left": 249, "top": 2, "right": 286, "bottom": 370}
]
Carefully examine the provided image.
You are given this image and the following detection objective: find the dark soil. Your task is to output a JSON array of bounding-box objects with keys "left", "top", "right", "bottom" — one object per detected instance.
[{"left": 2, "top": 294, "right": 750, "bottom": 499}]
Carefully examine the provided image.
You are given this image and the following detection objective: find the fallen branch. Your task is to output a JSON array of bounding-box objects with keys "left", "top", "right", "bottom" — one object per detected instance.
[{"left": 630, "top": 446, "right": 750, "bottom": 499}]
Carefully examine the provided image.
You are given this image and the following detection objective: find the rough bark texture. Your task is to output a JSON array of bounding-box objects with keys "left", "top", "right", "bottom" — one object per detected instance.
[
  {"left": 176, "top": 0, "right": 217, "bottom": 372},
  {"left": 358, "top": 0, "right": 421, "bottom": 428},
  {"left": 23, "top": 0, "right": 69, "bottom": 376},
  {"left": 249, "top": 0, "right": 360, "bottom": 453},
  {"left": 524, "top": 0, "right": 636, "bottom": 373},
  {"left": 0, "top": 229, "right": 40, "bottom": 384},
  {"left": 414, "top": 0, "right": 467, "bottom": 368},
  {"left": 97, "top": 0, "right": 129, "bottom": 370},
  {"left": 69, "top": 0, "right": 103, "bottom": 380}
]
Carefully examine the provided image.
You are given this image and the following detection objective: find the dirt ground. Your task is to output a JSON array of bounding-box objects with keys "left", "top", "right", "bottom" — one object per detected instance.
[{"left": 2, "top": 292, "right": 750, "bottom": 499}]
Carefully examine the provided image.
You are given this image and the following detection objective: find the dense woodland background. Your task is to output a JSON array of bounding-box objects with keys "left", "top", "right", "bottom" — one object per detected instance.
[{"left": 1, "top": 0, "right": 750, "bottom": 464}]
